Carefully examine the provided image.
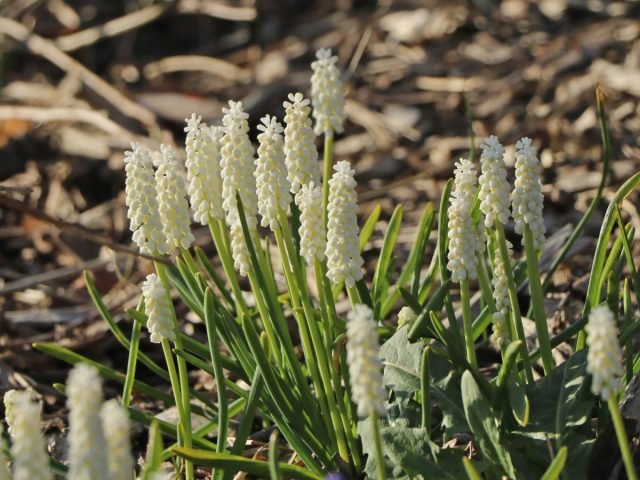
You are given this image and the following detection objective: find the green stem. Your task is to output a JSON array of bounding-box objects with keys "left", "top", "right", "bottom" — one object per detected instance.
[
  {"left": 460, "top": 279, "right": 478, "bottom": 371},
  {"left": 523, "top": 225, "right": 554, "bottom": 375},
  {"left": 495, "top": 223, "right": 534, "bottom": 384},
  {"left": 476, "top": 252, "right": 496, "bottom": 312},
  {"left": 347, "top": 284, "right": 362, "bottom": 308},
  {"left": 371, "top": 411, "right": 387, "bottom": 480},
  {"left": 122, "top": 302, "right": 143, "bottom": 408},
  {"left": 420, "top": 345, "right": 431, "bottom": 434},
  {"left": 322, "top": 130, "right": 334, "bottom": 231},
  {"left": 608, "top": 395, "right": 638, "bottom": 480}
]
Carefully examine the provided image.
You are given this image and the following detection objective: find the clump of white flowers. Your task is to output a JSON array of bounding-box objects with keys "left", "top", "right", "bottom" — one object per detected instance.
[
  {"left": 255, "top": 115, "right": 290, "bottom": 231},
  {"left": 325, "top": 161, "right": 363, "bottom": 287},
  {"left": 124, "top": 144, "right": 168, "bottom": 255},
  {"left": 298, "top": 182, "right": 326, "bottom": 266},
  {"left": 447, "top": 159, "right": 483, "bottom": 282},
  {"left": 478, "top": 136, "right": 511, "bottom": 227},
  {"left": 586, "top": 305, "right": 624, "bottom": 400},
  {"left": 220, "top": 100, "right": 258, "bottom": 276},
  {"left": 310, "top": 48, "right": 346, "bottom": 136},
  {"left": 4, "top": 390, "right": 51, "bottom": 480},
  {"left": 142, "top": 273, "right": 176, "bottom": 343},
  {"left": 512, "top": 137, "right": 546, "bottom": 249},
  {"left": 346, "top": 304, "right": 386, "bottom": 417},
  {"left": 67, "top": 364, "right": 109, "bottom": 480},
  {"left": 155, "top": 144, "right": 195, "bottom": 253},
  {"left": 100, "top": 400, "right": 134, "bottom": 480},
  {"left": 490, "top": 241, "right": 513, "bottom": 347},
  {"left": 184, "top": 114, "right": 224, "bottom": 224},
  {"left": 283, "top": 93, "right": 320, "bottom": 196}
]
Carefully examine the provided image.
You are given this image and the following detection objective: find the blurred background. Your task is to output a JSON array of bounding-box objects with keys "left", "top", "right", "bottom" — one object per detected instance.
[{"left": 0, "top": 0, "right": 639, "bottom": 405}]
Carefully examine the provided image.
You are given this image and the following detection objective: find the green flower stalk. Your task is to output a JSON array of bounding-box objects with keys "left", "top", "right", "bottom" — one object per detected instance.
[
  {"left": 586, "top": 305, "right": 637, "bottom": 480},
  {"left": 255, "top": 115, "right": 291, "bottom": 231},
  {"left": 512, "top": 137, "right": 553, "bottom": 375},
  {"left": 0, "top": 424, "right": 10, "bottom": 480},
  {"left": 326, "top": 161, "right": 364, "bottom": 298},
  {"left": 4, "top": 390, "right": 52, "bottom": 480},
  {"left": 100, "top": 400, "right": 134, "bottom": 480},
  {"left": 346, "top": 304, "right": 386, "bottom": 480},
  {"left": 124, "top": 143, "right": 168, "bottom": 255},
  {"left": 220, "top": 100, "right": 258, "bottom": 276},
  {"left": 283, "top": 92, "right": 320, "bottom": 198},
  {"left": 67, "top": 364, "right": 109, "bottom": 480},
  {"left": 184, "top": 114, "right": 224, "bottom": 224},
  {"left": 447, "top": 158, "right": 483, "bottom": 370}
]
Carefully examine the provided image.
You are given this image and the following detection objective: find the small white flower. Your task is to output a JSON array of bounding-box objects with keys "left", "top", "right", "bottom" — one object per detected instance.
[
  {"left": 155, "top": 144, "right": 195, "bottom": 253},
  {"left": 346, "top": 304, "right": 386, "bottom": 417},
  {"left": 586, "top": 305, "right": 624, "bottom": 401},
  {"left": 124, "top": 144, "right": 168, "bottom": 255},
  {"left": 220, "top": 100, "right": 258, "bottom": 276},
  {"left": 397, "top": 306, "right": 417, "bottom": 328},
  {"left": 325, "top": 161, "right": 363, "bottom": 287},
  {"left": 67, "top": 364, "right": 109, "bottom": 480},
  {"left": 447, "top": 159, "right": 483, "bottom": 282},
  {"left": 310, "top": 48, "right": 346, "bottom": 136},
  {"left": 479, "top": 135, "right": 511, "bottom": 228},
  {"left": 297, "top": 182, "right": 325, "bottom": 266},
  {"left": 101, "top": 399, "right": 134, "bottom": 480},
  {"left": 255, "top": 115, "right": 291, "bottom": 231},
  {"left": 283, "top": 92, "right": 320, "bottom": 195},
  {"left": 491, "top": 311, "right": 510, "bottom": 348},
  {"left": 512, "top": 137, "right": 545, "bottom": 249},
  {"left": 492, "top": 241, "right": 513, "bottom": 317},
  {"left": 4, "top": 390, "right": 52, "bottom": 480},
  {"left": 142, "top": 273, "right": 176, "bottom": 343},
  {"left": 184, "top": 114, "right": 224, "bottom": 224}
]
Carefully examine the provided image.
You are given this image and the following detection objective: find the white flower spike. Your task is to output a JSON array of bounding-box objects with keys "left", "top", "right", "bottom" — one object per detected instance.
[
  {"left": 142, "top": 273, "right": 176, "bottom": 343},
  {"left": 586, "top": 305, "right": 624, "bottom": 401},
  {"left": 101, "top": 399, "right": 134, "bottom": 480},
  {"left": 255, "top": 115, "right": 291, "bottom": 231},
  {"left": 479, "top": 135, "right": 511, "bottom": 228},
  {"left": 124, "top": 143, "right": 168, "bottom": 255},
  {"left": 325, "top": 161, "right": 363, "bottom": 287},
  {"left": 283, "top": 92, "right": 320, "bottom": 195},
  {"left": 184, "top": 114, "right": 224, "bottom": 224},
  {"left": 512, "top": 137, "right": 545, "bottom": 249},
  {"left": 310, "top": 48, "right": 346, "bottom": 136},
  {"left": 298, "top": 182, "right": 326, "bottom": 266},
  {"left": 447, "top": 158, "right": 483, "bottom": 282},
  {"left": 490, "top": 241, "right": 513, "bottom": 347},
  {"left": 67, "top": 364, "right": 109, "bottom": 480},
  {"left": 346, "top": 304, "right": 386, "bottom": 417},
  {"left": 155, "top": 144, "right": 195, "bottom": 253},
  {"left": 220, "top": 100, "right": 258, "bottom": 276}
]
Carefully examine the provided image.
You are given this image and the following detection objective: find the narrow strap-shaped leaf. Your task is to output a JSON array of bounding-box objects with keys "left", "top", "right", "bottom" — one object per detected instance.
[
  {"left": 171, "top": 448, "right": 322, "bottom": 480},
  {"left": 540, "top": 446, "right": 568, "bottom": 480},
  {"left": 141, "top": 421, "right": 164, "bottom": 480},
  {"left": 408, "top": 279, "right": 451, "bottom": 341},
  {"left": 372, "top": 204, "right": 403, "bottom": 303}
]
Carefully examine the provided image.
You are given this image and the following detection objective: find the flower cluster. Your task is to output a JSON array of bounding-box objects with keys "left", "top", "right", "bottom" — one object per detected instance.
[
  {"left": 155, "top": 144, "right": 195, "bottom": 253},
  {"left": 3, "top": 390, "right": 51, "bottom": 480},
  {"left": 185, "top": 114, "right": 224, "bottom": 224},
  {"left": 67, "top": 364, "right": 109, "bottom": 480},
  {"left": 298, "top": 182, "right": 326, "bottom": 266},
  {"left": 124, "top": 144, "right": 168, "bottom": 255},
  {"left": 255, "top": 115, "right": 290, "bottom": 231},
  {"left": 490, "top": 241, "right": 513, "bottom": 347},
  {"left": 101, "top": 400, "right": 134, "bottom": 480},
  {"left": 220, "top": 100, "right": 258, "bottom": 276},
  {"left": 310, "top": 48, "right": 346, "bottom": 136},
  {"left": 346, "top": 304, "right": 386, "bottom": 417},
  {"left": 447, "top": 159, "right": 483, "bottom": 282},
  {"left": 397, "top": 306, "right": 417, "bottom": 328},
  {"left": 283, "top": 93, "right": 320, "bottom": 196},
  {"left": 326, "top": 161, "right": 364, "bottom": 287},
  {"left": 512, "top": 137, "right": 546, "bottom": 249},
  {"left": 479, "top": 136, "right": 511, "bottom": 227},
  {"left": 586, "top": 305, "right": 624, "bottom": 400},
  {"left": 142, "top": 273, "right": 176, "bottom": 343}
]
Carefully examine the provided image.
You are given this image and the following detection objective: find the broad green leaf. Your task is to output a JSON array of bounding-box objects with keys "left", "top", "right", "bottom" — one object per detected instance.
[
  {"left": 461, "top": 370, "right": 515, "bottom": 477},
  {"left": 507, "top": 378, "right": 530, "bottom": 427}
]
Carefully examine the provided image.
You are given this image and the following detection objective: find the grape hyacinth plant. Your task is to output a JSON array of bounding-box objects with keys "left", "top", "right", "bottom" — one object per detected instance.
[{"left": 5, "top": 50, "right": 638, "bottom": 480}]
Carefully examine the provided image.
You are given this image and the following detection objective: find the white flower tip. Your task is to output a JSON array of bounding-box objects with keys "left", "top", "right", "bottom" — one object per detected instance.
[
  {"left": 480, "top": 135, "right": 504, "bottom": 158},
  {"left": 316, "top": 47, "right": 333, "bottom": 60}
]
